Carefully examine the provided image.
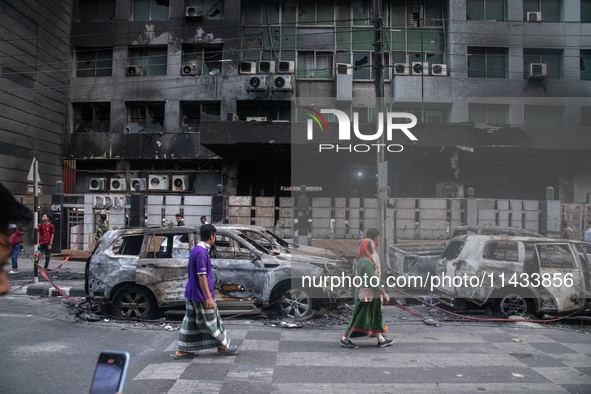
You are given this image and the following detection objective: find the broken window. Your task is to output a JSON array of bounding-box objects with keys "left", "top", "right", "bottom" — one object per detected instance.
[
  {"left": 469, "top": 104, "right": 508, "bottom": 125},
  {"left": 73, "top": 103, "right": 110, "bottom": 133},
  {"left": 581, "top": 50, "right": 591, "bottom": 81},
  {"left": 128, "top": 46, "right": 167, "bottom": 76},
  {"left": 466, "top": 0, "right": 505, "bottom": 21},
  {"left": 483, "top": 241, "right": 519, "bottom": 262},
  {"left": 441, "top": 240, "right": 465, "bottom": 260},
  {"left": 126, "top": 102, "right": 165, "bottom": 133},
  {"left": 467, "top": 47, "right": 507, "bottom": 78},
  {"left": 237, "top": 100, "right": 291, "bottom": 121},
  {"left": 187, "top": 0, "right": 225, "bottom": 20},
  {"left": 524, "top": 105, "right": 564, "bottom": 126},
  {"left": 351, "top": 51, "right": 390, "bottom": 80},
  {"left": 147, "top": 234, "right": 192, "bottom": 259},
  {"left": 133, "top": 0, "right": 169, "bottom": 21},
  {"left": 182, "top": 45, "right": 223, "bottom": 75},
  {"left": 77, "top": 0, "right": 115, "bottom": 22},
  {"left": 523, "top": 48, "right": 562, "bottom": 79},
  {"left": 111, "top": 235, "right": 144, "bottom": 256},
  {"left": 181, "top": 102, "right": 221, "bottom": 131},
  {"left": 523, "top": 0, "right": 560, "bottom": 22},
  {"left": 535, "top": 244, "right": 575, "bottom": 269},
  {"left": 243, "top": 0, "right": 280, "bottom": 25},
  {"left": 583, "top": 0, "right": 591, "bottom": 22},
  {"left": 76, "top": 48, "right": 113, "bottom": 77},
  {"left": 212, "top": 235, "right": 254, "bottom": 259},
  {"left": 297, "top": 51, "right": 333, "bottom": 78},
  {"left": 352, "top": 0, "right": 370, "bottom": 26}
]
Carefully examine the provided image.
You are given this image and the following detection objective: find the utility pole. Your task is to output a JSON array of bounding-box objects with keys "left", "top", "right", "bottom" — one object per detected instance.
[{"left": 373, "top": 0, "right": 387, "bottom": 276}]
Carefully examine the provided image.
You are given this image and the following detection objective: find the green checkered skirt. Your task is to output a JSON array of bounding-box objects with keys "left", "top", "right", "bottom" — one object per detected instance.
[{"left": 177, "top": 300, "right": 230, "bottom": 351}]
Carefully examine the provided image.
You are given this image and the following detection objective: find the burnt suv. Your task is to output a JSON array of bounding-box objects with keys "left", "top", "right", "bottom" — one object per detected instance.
[
  {"left": 85, "top": 226, "right": 340, "bottom": 320},
  {"left": 432, "top": 235, "right": 591, "bottom": 316}
]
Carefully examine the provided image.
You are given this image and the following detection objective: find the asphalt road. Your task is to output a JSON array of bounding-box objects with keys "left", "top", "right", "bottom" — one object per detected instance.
[{"left": 2, "top": 294, "right": 591, "bottom": 394}]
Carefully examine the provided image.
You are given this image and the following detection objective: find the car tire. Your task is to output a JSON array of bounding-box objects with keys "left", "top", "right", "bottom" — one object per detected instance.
[
  {"left": 279, "top": 288, "right": 316, "bottom": 320},
  {"left": 497, "top": 293, "right": 531, "bottom": 317},
  {"left": 112, "top": 285, "right": 157, "bottom": 319}
]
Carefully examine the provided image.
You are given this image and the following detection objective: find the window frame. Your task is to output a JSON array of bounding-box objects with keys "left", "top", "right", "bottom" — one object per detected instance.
[
  {"left": 76, "top": 47, "right": 113, "bottom": 78},
  {"left": 466, "top": 0, "right": 506, "bottom": 21},
  {"left": 296, "top": 50, "right": 333, "bottom": 79},
  {"left": 468, "top": 104, "right": 509, "bottom": 125},
  {"left": 467, "top": 47, "right": 507, "bottom": 79},
  {"left": 125, "top": 102, "right": 166, "bottom": 133},
  {"left": 76, "top": 0, "right": 116, "bottom": 22},
  {"left": 182, "top": 44, "right": 224, "bottom": 76},
  {"left": 181, "top": 101, "right": 222, "bottom": 130},
  {"left": 523, "top": 0, "right": 561, "bottom": 22},
  {"left": 128, "top": 46, "right": 168, "bottom": 76},
  {"left": 132, "top": 0, "right": 170, "bottom": 21},
  {"left": 523, "top": 48, "right": 563, "bottom": 80},
  {"left": 73, "top": 103, "right": 111, "bottom": 133}
]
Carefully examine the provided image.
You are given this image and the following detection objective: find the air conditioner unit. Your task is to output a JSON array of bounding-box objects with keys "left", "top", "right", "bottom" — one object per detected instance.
[
  {"left": 246, "top": 117, "right": 267, "bottom": 121},
  {"left": 527, "top": 12, "right": 542, "bottom": 22},
  {"left": 529, "top": 63, "right": 547, "bottom": 78},
  {"left": 278, "top": 60, "right": 295, "bottom": 73},
  {"left": 126, "top": 65, "right": 143, "bottom": 76},
  {"left": 227, "top": 113, "right": 239, "bottom": 121},
  {"left": 273, "top": 75, "right": 292, "bottom": 91},
  {"left": 172, "top": 175, "right": 190, "bottom": 192},
  {"left": 239, "top": 61, "right": 256, "bottom": 74},
  {"left": 181, "top": 63, "right": 199, "bottom": 76},
  {"left": 336, "top": 63, "right": 352, "bottom": 75},
  {"left": 130, "top": 178, "right": 147, "bottom": 191},
  {"left": 185, "top": 6, "right": 203, "bottom": 18},
  {"left": 148, "top": 175, "right": 169, "bottom": 191},
  {"left": 431, "top": 64, "right": 447, "bottom": 76},
  {"left": 394, "top": 63, "right": 410, "bottom": 76},
  {"left": 412, "top": 62, "right": 429, "bottom": 76},
  {"left": 247, "top": 75, "right": 268, "bottom": 91},
  {"left": 259, "top": 61, "right": 275, "bottom": 74},
  {"left": 110, "top": 178, "right": 127, "bottom": 192},
  {"left": 89, "top": 178, "right": 107, "bottom": 191}
]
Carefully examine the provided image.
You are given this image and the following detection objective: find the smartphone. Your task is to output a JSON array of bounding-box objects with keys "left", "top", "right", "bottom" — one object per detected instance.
[{"left": 89, "top": 350, "right": 130, "bottom": 394}]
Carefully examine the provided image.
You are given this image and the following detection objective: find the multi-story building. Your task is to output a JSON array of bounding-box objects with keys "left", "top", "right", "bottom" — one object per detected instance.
[{"left": 2, "top": 1, "right": 591, "bottom": 219}]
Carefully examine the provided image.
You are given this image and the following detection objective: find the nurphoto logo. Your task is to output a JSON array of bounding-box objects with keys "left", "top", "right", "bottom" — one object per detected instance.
[{"left": 304, "top": 108, "right": 419, "bottom": 153}]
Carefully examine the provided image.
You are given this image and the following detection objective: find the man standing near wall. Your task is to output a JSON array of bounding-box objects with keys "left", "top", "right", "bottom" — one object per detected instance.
[
  {"left": 37, "top": 214, "right": 55, "bottom": 269},
  {"left": 176, "top": 213, "right": 185, "bottom": 226}
]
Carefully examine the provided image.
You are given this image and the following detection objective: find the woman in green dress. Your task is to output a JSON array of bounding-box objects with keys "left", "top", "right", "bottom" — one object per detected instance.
[{"left": 340, "top": 238, "right": 393, "bottom": 349}]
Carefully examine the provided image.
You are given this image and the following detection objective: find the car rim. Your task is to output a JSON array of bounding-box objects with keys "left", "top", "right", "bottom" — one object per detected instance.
[
  {"left": 119, "top": 291, "right": 148, "bottom": 318},
  {"left": 500, "top": 294, "right": 528, "bottom": 316},
  {"left": 280, "top": 289, "right": 312, "bottom": 319}
]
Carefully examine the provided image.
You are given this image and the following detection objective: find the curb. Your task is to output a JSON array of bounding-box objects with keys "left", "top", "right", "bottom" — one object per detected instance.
[{"left": 11, "top": 284, "right": 88, "bottom": 298}]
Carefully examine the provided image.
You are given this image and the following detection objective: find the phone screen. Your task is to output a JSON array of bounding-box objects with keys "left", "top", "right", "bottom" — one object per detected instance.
[{"left": 89, "top": 351, "right": 129, "bottom": 394}]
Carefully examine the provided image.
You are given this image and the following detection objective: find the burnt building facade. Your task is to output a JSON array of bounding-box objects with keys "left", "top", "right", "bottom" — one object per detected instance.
[{"left": 2, "top": 0, "right": 591, "bottom": 202}]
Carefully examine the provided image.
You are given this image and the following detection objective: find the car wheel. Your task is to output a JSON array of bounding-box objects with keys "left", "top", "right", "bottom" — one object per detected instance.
[
  {"left": 279, "top": 288, "right": 316, "bottom": 320},
  {"left": 112, "top": 285, "right": 157, "bottom": 319},
  {"left": 498, "top": 293, "right": 529, "bottom": 317}
]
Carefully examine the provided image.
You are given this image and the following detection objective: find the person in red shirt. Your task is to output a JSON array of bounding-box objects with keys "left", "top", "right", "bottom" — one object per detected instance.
[
  {"left": 8, "top": 224, "right": 22, "bottom": 274},
  {"left": 37, "top": 214, "right": 55, "bottom": 269}
]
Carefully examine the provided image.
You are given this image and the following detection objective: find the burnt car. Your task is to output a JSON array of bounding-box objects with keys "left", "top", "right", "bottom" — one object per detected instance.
[
  {"left": 388, "top": 226, "right": 544, "bottom": 291},
  {"left": 432, "top": 235, "right": 591, "bottom": 316},
  {"left": 85, "top": 226, "right": 339, "bottom": 320},
  {"left": 215, "top": 224, "right": 344, "bottom": 258}
]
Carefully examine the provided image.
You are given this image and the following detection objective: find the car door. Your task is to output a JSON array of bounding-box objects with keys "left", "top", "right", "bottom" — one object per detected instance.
[
  {"left": 533, "top": 242, "right": 585, "bottom": 312},
  {"left": 136, "top": 231, "right": 194, "bottom": 307},
  {"left": 210, "top": 232, "right": 268, "bottom": 303},
  {"left": 435, "top": 239, "right": 466, "bottom": 297}
]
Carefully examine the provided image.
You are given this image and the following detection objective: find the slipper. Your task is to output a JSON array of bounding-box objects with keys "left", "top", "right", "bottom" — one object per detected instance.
[
  {"left": 171, "top": 352, "right": 198, "bottom": 360},
  {"left": 218, "top": 345, "right": 239, "bottom": 356}
]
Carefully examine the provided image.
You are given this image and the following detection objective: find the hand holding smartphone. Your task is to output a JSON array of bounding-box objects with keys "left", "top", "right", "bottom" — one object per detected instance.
[{"left": 89, "top": 350, "right": 130, "bottom": 394}]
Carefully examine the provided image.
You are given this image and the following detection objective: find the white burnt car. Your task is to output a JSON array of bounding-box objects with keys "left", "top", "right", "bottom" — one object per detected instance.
[
  {"left": 432, "top": 235, "right": 591, "bottom": 316},
  {"left": 85, "top": 227, "right": 341, "bottom": 320}
]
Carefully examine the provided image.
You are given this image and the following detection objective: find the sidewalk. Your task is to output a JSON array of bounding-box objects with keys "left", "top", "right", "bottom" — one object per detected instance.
[{"left": 5, "top": 256, "right": 88, "bottom": 298}]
